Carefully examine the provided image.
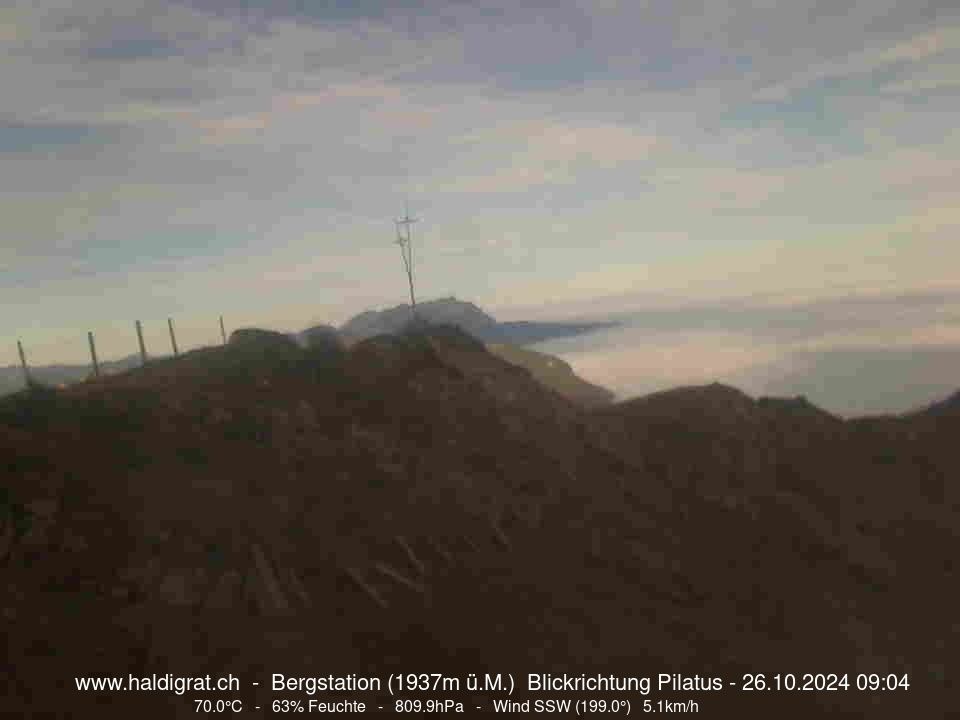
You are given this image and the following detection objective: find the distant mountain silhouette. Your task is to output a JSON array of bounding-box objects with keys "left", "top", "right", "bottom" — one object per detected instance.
[
  {"left": 0, "top": 353, "right": 146, "bottom": 396},
  {"left": 338, "top": 296, "right": 617, "bottom": 345},
  {"left": 340, "top": 297, "right": 497, "bottom": 341},
  {"left": 604, "top": 383, "right": 841, "bottom": 428},
  {"left": 914, "top": 388, "right": 960, "bottom": 417}
]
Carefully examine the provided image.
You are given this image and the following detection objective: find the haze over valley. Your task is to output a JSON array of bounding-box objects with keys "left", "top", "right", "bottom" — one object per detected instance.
[{"left": 524, "top": 288, "right": 960, "bottom": 417}]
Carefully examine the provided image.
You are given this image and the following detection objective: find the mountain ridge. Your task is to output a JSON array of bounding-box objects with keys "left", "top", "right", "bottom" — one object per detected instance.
[
  {"left": 2, "top": 324, "right": 955, "bottom": 716},
  {"left": 2, "top": 298, "right": 617, "bottom": 406},
  {"left": 337, "top": 296, "right": 617, "bottom": 345}
]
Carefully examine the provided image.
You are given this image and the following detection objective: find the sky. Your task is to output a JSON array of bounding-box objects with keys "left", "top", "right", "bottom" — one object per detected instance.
[{"left": 1, "top": 0, "right": 958, "bottom": 404}]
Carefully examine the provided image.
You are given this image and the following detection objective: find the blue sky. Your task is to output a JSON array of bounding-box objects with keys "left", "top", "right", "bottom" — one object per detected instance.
[{"left": 1, "top": 0, "right": 959, "bottom": 366}]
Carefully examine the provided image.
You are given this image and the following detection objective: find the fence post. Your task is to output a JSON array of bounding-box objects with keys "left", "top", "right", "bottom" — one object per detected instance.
[
  {"left": 17, "top": 340, "right": 31, "bottom": 388},
  {"left": 168, "top": 317, "right": 179, "bottom": 357},
  {"left": 88, "top": 332, "right": 100, "bottom": 378},
  {"left": 220, "top": 315, "right": 227, "bottom": 346},
  {"left": 135, "top": 320, "right": 148, "bottom": 366}
]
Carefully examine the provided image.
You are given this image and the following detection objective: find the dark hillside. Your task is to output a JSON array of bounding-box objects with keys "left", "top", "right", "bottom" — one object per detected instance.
[{"left": 1, "top": 332, "right": 955, "bottom": 716}]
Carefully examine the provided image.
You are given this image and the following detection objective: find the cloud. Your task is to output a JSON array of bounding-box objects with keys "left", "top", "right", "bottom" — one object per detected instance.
[
  {"left": 880, "top": 58, "right": 960, "bottom": 94},
  {"left": 1, "top": 0, "right": 959, "bottom": 364},
  {"left": 436, "top": 121, "right": 661, "bottom": 193},
  {"left": 752, "top": 25, "right": 960, "bottom": 101}
]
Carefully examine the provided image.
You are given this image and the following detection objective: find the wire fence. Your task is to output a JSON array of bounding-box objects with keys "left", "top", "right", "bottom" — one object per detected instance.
[{"left": 7, "top": 316, "right": 230, "bottom": 394}]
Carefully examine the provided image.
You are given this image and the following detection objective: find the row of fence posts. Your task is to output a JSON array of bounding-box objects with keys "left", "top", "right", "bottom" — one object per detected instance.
[{"left": 14, "top": 315, "right": 229, "bottom": 391}]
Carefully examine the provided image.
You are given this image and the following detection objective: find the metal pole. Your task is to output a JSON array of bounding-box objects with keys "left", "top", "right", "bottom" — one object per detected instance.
[
  {"left": 168, "top": 317, "right": 179, "bottom": 357},
  {"left": 405, "top": 202, "right": 417, "bottom": 314},
  {"left": 88, "top": 332, "right": 100, "bottom": 377},
  {"left": 404, "top": 237, "right": 417, "bottom": 313},
  {"left": 135, "top": 320, "right": 148, "bottom": 366},
  {"left": 17, "top": 340, "right": 31, "bottom": 388},
  {"left": 396, "top": 205, "right": 418, "bottom": 317},
  {"left": 395, "top": 223, "right": 414, "bottom": 310},
  {"left": 220, "top": 315, "right": 227, "bottom": 346}
]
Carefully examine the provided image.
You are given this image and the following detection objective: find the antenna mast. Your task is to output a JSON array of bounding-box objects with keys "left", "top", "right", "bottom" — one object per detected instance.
[{"left": 395, "top": 202, "right": 419, "bottom": 317}]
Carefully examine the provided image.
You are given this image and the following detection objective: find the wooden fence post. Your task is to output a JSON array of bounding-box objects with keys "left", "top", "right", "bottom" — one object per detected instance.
[
  {"left": 168, "top": 317, "right": 179, "bottom": 357},
  {"left": 17, "top": 340, "right": 31, "bottom": 388},
  {"left": 88, "top": 332, "right": 100, "bottom": 377},
  {"left": 135, "top": 320, "right": 148, "bottom": 366}
]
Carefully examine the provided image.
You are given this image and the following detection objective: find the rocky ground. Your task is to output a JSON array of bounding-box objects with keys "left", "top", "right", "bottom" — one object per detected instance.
[{"left": 1, "top": 326, "right": 955, "bottom": 717}]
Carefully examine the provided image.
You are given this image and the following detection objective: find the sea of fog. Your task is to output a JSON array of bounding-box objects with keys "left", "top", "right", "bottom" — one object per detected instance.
[{"left": 527, "top": 290, "right": 960, "bottom": 418}]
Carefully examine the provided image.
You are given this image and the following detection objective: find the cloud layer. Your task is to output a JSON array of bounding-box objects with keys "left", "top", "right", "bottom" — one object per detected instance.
[{"left": 1, "top": 0, "right": 958, "bottom": 365}]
